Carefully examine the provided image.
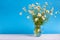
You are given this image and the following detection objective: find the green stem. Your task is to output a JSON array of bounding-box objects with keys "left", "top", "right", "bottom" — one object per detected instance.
[{"left": 34, "top": 25, "right": 40, "bottom": 34}]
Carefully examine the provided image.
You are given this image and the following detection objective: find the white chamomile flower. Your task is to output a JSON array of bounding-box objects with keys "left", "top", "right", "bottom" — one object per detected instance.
[
  {"left": 50, "top": 13, "right": 53, "bottom": 15},
  {"left": 45, "top": 2, "right": 48, "bottom": 5},
  {"left": 55, "top": 11, "right": 58, "bottom": 14},
  {"left": 29, "top": 4, "right": 32, "bottom": 9},
  {"left": 35, "top": 6, "right": 40, "bottom": 11},
  {"left": 51, "top": 7, "right": 54, "bottom": 11},
  {"left": 28, "top": 10, "right": 31, "bottom": 13},
  {"left": 37, "top": 13, "right": 41, "bottom": 17},
  {"left": 43, "top": 7, "right": 46, "bottom": 11},
  {"left": 46, "top": 10, "right": 49, "bottom": 13},
  {"left": 27, "top": 16, "right": 30, "bottom": 19},
  {"left": 42, "top": 16, "right": 45, "bottom": 20},
  {"left": 36, "top": 2, "right": 39, "bottom": 5},
  {"left": 22, "top": 7, "right": 26, "bottom": 12},
  {"left": 50, "top": 7, "right": 54, "bottom": 13},
  {"left": 28, "top": 10, "right": 34, "bottom": 15},
  {"left": 36, "top": 6, "right": 39, "bottom": 8},
  {"left": 19, "top": 12, "right": 22, "bottom": 16},
  {"left": 35, "top": 18, "right": 38, "bottom": 22},
  {"left": 31, "top": 4, "right": 35, "bottom": 7},
  {"left": 34, "top": 6, "right": 38, "bottom": 9}
]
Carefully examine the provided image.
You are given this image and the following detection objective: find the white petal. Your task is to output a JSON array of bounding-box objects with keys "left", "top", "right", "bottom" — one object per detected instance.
[
  {"left": 45, "top": 2, "right": 48, "bottom": 5},
  {"left": 46, "top": 10, "right": 49, "bottom": 13},
  {"left": 28, "top": 10, "right": 33, "bottom": 14},
  {"left": 50, "top": 13, "right": 53, "bottom": 15},
  {"left": 19, "top": 12, "right": 22, "bottom": 16},
  {"left": 43, "top": 7, "right": 46, "bottom": 10},
  {"left": 28, "top": 10, "right": 34, "bottom": 15},
  {"left": 28, "top": 10, "right": 31, "bottom": 13},
  {"left": 32, "top": 4, "right": 35, "bottom": 7},
  {"left": 35, "top": 18, "right": 38, "bottom": 22},
  {"left": 51, "top": 7, "right": 54, "bottom": 11},
  {"left": 27, "top": 16, "right": 30, "bottom": 19},
  {"left": 37, "top": 13, "right": 41, "bottom": 17},
  {"left": 42, "top": 16, "right": 45, "bottom": 20},
  {"left": 50, "top": 7, "right": 54, "bottom": 14},
  {"left": 55, "top": 11, "right": 58, "bottom": 14},
  {"left": 22, "top": 7, "right": 26, "bottom": 12},
  {"left": 36, "top": 2, "right": 39, "bottom": 5}
]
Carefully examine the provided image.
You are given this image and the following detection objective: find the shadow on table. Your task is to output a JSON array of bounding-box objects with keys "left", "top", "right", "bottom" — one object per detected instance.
[{"left": 24, "top": 34, "right": 34, "bottom": 37}]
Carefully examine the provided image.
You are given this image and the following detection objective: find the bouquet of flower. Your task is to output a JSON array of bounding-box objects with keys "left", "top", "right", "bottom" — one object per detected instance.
[{"left": 19, "top": 2, "right": 59, "bottom": 37}]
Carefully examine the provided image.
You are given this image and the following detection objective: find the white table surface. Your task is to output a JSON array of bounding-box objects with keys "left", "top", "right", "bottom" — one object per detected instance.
[{"left": 0, "top": 34, "right": 60, "bottom": 40}]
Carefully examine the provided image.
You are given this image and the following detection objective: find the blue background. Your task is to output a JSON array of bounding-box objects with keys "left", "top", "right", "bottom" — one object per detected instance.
[{"left": 0, "top": 0, "right": 60, "bottom": 34}]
